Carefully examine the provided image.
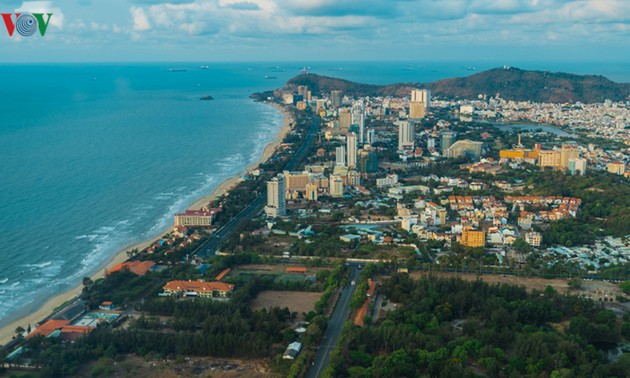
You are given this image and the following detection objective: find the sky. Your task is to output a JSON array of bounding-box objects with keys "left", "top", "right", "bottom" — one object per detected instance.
[{"left": 0, "top": 0, "right": 629, "bottom": 63}]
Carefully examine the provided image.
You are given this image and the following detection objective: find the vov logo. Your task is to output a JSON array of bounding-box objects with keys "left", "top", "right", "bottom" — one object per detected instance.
[{"left": 1, "top": 13, "right": 53, "bottom": 37}]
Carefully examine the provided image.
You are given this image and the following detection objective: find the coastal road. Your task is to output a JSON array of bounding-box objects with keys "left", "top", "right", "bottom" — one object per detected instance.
[
  {"left": 307, "top": 265, "right": 361, "bottom": 378},
  {"left": 196, "top": 114, "right": 320, "bottom": 258}
]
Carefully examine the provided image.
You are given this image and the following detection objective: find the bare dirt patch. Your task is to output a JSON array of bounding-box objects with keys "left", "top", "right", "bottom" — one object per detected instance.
[{"left": 251, "top": 290, "right": 322, "bottom": 315}]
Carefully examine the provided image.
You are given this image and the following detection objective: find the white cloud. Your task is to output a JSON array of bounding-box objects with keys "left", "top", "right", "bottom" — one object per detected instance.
[
  {"left": 130, "top": 6, "right": 151, "bottom": 31},
  {"left": 15, "top": 1, "right": 64, "bottom": 29}
]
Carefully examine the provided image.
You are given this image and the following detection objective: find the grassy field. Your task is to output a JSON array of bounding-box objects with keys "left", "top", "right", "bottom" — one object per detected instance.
[{"left": 225, "top": 264, "right": 321, "bottom": 285}]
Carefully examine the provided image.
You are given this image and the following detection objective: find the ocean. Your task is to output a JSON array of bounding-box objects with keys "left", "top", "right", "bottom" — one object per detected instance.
[{"left": 0, "top": 61, "right": 627, "bottom": 328}]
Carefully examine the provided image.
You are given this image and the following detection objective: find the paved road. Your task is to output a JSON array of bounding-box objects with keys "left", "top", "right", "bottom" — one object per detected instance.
[
  {"left": 195, "top": 114, "right": 320, "bottom": 258},
  {"left": 307, "top": 265, "right": 361, "bottom": 378}
]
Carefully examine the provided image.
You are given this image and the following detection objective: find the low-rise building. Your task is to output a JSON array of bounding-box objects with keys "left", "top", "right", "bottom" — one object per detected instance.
[
  {"left": 525, "top": 231, "right": 542, "bottom": 247},
  {"left": 162, "top": 280, "right": 235, "bottom": 298},
  {"left": 283, "top": 342, "right": 303, "bottom": 360},
  {"left": 461, "top": 226, "right": 485, "bottom": 248},
  {"left": 174, "top": 207, "right": 220, "bottom": 227}
]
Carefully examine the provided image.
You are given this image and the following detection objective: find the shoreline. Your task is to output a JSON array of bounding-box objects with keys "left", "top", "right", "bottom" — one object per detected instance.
[{"left": 0, "top": 101, "right": 293, "bottom": 348}]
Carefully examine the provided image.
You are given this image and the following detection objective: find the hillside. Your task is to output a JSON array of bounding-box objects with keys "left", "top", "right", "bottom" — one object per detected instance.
[{"left": 282, "top": 67, "right": 630, "bottom": 103}]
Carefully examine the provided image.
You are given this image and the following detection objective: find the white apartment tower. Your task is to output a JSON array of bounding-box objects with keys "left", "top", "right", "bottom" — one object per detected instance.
[
  {"left": 366, "top": 128, "right": 375, "bottom": 145},
  {"left": 329, "top": 175, "right": 344, "bottom": 198},
  {"left": 352, "top": 103, "right": 365, "bottom": 144},
  {"left": 336, "top": 145, "right": 346, "bottom": 167},
  {"left": 347, "top": 132, "right": 357, "bottom": 168},
  {"left": 265, "top": 174, "right": 286, "bottom": 217},
  {"left": 398, "top": 121, "right": 414, "bottom": 151}
]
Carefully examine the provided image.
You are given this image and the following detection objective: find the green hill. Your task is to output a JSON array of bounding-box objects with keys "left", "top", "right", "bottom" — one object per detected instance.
[{"left": 282, "top": 67, "right": 630, "bottom": 103}]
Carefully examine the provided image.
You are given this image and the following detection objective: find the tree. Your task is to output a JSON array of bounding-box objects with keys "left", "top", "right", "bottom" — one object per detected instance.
[
  {"left": 567, "top": 278, "right": 583, "bottom": 290},
  {"left": 83, "top": 276, "right": 93, "bottom": 289},
  {"left": 512, "top": 238, "right": 533, "bottom": 254},
  {"left": 14, "top": 326, "right": 24, "bottom": 336}
]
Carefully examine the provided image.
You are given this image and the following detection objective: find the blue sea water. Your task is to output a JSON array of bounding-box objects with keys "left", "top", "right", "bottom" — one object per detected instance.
[{"left": 0, "top": 61, "right": 626, "bottom": 328}]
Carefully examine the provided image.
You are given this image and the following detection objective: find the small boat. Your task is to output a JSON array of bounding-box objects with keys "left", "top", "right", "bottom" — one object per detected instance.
[
  {"left": 200, "top": 95, "right": 214, "bottom": 100},
  {"left": 200, "top": 65, "right": 209, "bottom": 69},
  {"left": 169, "top": 68, "right": 187, "bottom": 72},
  {"left": 265, "top": 76, "right": 277, "bottom": 80}
]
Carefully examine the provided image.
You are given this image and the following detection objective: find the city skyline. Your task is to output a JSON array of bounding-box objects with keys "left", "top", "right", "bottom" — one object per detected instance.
[{"left": 0, "top": 0, "right": 628, "bottom": 62}]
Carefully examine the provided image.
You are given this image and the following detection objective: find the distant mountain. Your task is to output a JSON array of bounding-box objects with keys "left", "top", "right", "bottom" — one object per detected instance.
[{"left": 282, "top": 67, "right": 630, "bottom": 103}]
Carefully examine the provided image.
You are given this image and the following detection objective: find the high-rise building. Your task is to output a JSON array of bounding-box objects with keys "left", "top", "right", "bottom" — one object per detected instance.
[
  {"left": 366, "top": 128, "right": 375, "bottom": 145},
  {"left": 305, "top": 183, "right": 318, "bottom": 201},
  {"left": 283, "top": 170, "right": 310, "bottom": 191},
  {"left": 335, "top": 145, "right": 346, "bottom": 167},
  {"left": 398, "top": 120, "right": 414, "bottom": 150},
  {"left": 347, "top": 133, "right": 357, "bottom": 168},
  {"left": 411, "top": 89, "right": 431, "bottom": 108},
  {"left": 358, "top": 149, "right": 379, "bottom": 174},
  {"left": 352, "top": 103, "right": 365, "bottom": 144},
  {"left": 338, "top": 108, "right": 351, "bottom": 130},
  {"left": 409, "top": 102, "right": 426, "bottom": 119},
  {"left": 409, "top": 89, "right": 430, "bottom": 120},
  {"left": 538, "top": 150, "right": 561, "bottom": 169},
  {"left": 427, "top": 137, "right": 435, "bottom": 149},
  {"left": 444, "top": 140, "right": 483, "bottom": 159},
  {"left": 607, "top": 162, "right": 626, "bottom": 175},
  {"left": 331, "top": 90, "right": 342, "bottom": 108},
  {"left": 568, "top": 158, "right": 587, "bottom": 175},
  {"left": 265, "top": 174, "right": 286, "bottom": 217},
  {"left": 347, "top": 170, "right": 361, "bottom": 187},
  {"left": 560, "top": 144, "right": 579, "bottom": 169},
  {"left": 297, "top": 85, "right": 308, "bottom": 99},
  {"left": 441, "top": 132, "right": 455, "bottom": 156},
  {"left": 329, "top": 175, "right": 344, "bottom": 197}
]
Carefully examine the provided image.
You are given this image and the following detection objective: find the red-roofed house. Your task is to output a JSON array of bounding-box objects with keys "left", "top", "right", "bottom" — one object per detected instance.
[
  {"left": 107, "top": 260, "right": 155, "bottom": 276},
  {"left": 59, "top": 325, "right": 93, "bottom": 341},
  {"left": 163, "top": 280, "right": 235, "bottom": 298},
  {"left": 28, "top": 319, "right": 70, "bottom": 338}
]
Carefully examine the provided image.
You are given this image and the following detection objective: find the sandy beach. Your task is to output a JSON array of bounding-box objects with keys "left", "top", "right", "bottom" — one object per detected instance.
[{"left": 0, "top": 102, "right": 293, "bottom": 348}]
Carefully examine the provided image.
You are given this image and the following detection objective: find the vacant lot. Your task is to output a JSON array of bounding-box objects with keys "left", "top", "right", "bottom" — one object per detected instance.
[
  {"left": 251, "top": 290, "right": 322, "bottom": 315},
  {"left": 411, "top": 272, "right": 624, "bottom": 300},
  {"left": 242, "top": 234, "right": 295, "bottom": 255},
  {"left": 77, "top": 355, "right": 275, "bottom": 378}
]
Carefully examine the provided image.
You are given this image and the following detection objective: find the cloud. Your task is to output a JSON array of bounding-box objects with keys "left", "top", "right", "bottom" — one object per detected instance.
[
  {"left": 3, "top": 0, "right": 628, "bottom": 62},
  {"left": 15, "top": 1, "right": 64, "bottom": 29},
  {"left": 130, "top": 6, "right": 151, "bottom": 31},
  {"left": 225, "top": 1, "right": 260, "bottom": 11}
]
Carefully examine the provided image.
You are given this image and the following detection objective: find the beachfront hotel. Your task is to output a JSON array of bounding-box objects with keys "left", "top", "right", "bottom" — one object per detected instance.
[{"left": 174, "top": 206, "right": 221, "bottom": 227}]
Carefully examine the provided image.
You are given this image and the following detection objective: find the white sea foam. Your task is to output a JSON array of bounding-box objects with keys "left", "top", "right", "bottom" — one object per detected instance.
[
  {"left": 75, "top": 234, "right": 99, "bottom": 242},
  {"left": 23, "top": 261, "right": 52, "bottom": 269}
]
